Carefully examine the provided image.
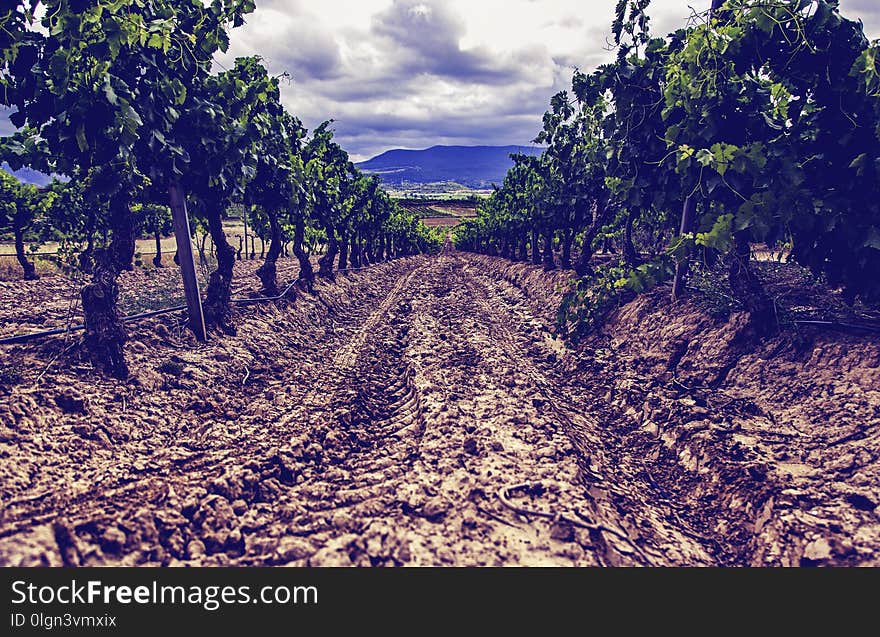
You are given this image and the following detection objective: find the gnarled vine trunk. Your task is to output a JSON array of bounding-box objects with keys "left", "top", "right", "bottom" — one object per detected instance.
[
  {"left": 81, "top": 199, "right": 134, "bottom": 380},
  {"left": 561, "top": 227, "right": 574, "bottom": 270},
  {"left": 293, "top": 215, "right": 314, "bottom": 291},
  {"left": 13, "top": 221, "right": 37, "bottom": 280},
  {"left": 196, "top": 232, "right": 208, "bottom": 265},
  {"left": 574, "top": 199, "right": 608, "bottom": 276},
  {"left": 338, "top": 233, "right": 349, "bottom": 271},
  {"left": 203, "top": 206, "right": 237, "bottom": 335},
  {"left": 517, "top": 232, "right": 528, "bottom": 261},
  {"left": 542, "top": 229, "right": 555, "bottom": 271},
  {"left": 623, "top": 209, "right": 639, "bottom": 266},
  {"left": 256, "top": 210, "right": 282, "bottom": 296},
  {"left": 110, "top": 211, "right": 135, "bottom": 272},
  {"left": 319, "top": 231, "right": 338, "bottom": 279},
  {"left": 531, "top": 227, "right": 541, "bottom": 265},
  {"left": 153, "top": 231, "right": 163, "bottom": 268},
  {"left": 729, "top": 230, "right": 774, "bottom": 337},
  {"left": 350, "top": 233, "right": 362, "bottom": 268},
  {"left": 82, "top": 249, "right": 128, "bottom": 379}
]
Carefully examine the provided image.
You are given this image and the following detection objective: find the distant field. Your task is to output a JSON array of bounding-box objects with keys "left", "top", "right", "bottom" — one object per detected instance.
[
  {"left": 429, "top": 203, "right": 478, "bottom": 218},
  {"left": 385, "top": 184, "right": 492, "bottom": 198},
  {"left": 422, "top": 217, "right": 461, "bottom": 227},
  {"left": 396, "top": 198, "right": 478, "bottom": 227}
]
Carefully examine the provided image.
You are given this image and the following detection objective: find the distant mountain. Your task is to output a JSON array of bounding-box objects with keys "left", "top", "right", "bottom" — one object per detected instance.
[
  {"left": 355, "top": 145, "right": 542, "bottom": 188},
  {"left": 1, "top": 163, "right": 54, "bottom": 187}
]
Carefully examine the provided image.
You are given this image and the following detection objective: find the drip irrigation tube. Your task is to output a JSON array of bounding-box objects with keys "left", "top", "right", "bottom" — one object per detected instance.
[
  {"left": 0, "top": 259, "right": 395, "bottom": 346},
  {"left": 792, "top": 320, "right": 880, "bottom": 334}
]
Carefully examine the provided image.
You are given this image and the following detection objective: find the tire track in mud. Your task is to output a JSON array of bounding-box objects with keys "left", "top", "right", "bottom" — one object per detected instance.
[
  {"left": 461, "top": 259, "right": 717, "bottom": 566},
  {"left": 330, "top": 262, "right": 425, "bottom": 369},
  {"left": 243, "top": 255, "right": 616, "bottom": 565},
  {"left": 235, "top": 253, "right": 606, "bottom": 565},
  {"left": 0, "top": 259, "right": 429, "bottom": 552},
  {"left": 2, "top": 252, "right": 720, "bottom": 566},
  {"left": 247, "top": 260, "right": 434, "bottom": 560},
  {"left": 382, "top": 254, "right": 601, "bottom": 565}
]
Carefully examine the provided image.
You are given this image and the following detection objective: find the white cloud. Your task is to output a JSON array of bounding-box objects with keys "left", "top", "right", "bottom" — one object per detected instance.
[{"left": 4, "top": 1, "right": 879, "bottom": 162}]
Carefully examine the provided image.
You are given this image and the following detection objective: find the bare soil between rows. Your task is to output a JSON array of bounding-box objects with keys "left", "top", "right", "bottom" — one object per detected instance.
[{"left": 1, "top": 251, "right": 878, "bottom": 566}]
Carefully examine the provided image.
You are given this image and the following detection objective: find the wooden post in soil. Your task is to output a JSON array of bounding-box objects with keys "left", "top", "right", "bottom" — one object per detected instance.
[
  {"left": 243, "top": 204, "right": 250, "bottom": 260},
  {"left": 169, "top": 183, "right": 207, "bottom": 341},
  {"left": 672, "top": 195, "right": 696, "bottom": 301}
]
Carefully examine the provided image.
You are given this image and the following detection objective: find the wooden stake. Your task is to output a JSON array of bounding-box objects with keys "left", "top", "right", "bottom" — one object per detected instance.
[
  {"left": 243, "top": 204, "right": 250, "bottom": 260},
  {"left": 169, "top": 183, "right": 207, "bottom": 342},
  {"left": 672, "top": 195, "right": 696, "bottom": 301}
]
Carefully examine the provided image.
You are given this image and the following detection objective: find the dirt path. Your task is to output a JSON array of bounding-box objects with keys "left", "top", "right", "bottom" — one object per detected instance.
[{"left": 2, "top": 252, "right": 748, "bottom": 566}]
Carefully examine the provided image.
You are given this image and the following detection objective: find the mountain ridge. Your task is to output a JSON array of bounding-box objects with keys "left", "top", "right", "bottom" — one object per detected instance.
[
  {"left": 1, "top": 163, "right": 55, "bottom": 187},
  {"left": 355, "top": 144, "right": 542, "bottom": 188}
]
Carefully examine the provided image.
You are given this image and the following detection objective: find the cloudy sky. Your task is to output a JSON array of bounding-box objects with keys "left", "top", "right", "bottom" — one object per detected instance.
[
  {"left": 4, "top": 1, "right": 880, "bottom": 161},
  {"left": 214, "top": 0, "right": 880, "bottom": 160}
]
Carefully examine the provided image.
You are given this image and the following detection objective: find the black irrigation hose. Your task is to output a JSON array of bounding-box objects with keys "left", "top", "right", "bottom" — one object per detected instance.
[
  {"left": 0, "top": 306, "right": 189, "bottom": 345},
  {"left": 0, "top": 252, "right": 66, "bottom": 258},
  {"left": 0, "top": 260, "right": 394, "bottom": 346},
  {"left": 792, "top": 320, "right": 880, "bottom": 334}
]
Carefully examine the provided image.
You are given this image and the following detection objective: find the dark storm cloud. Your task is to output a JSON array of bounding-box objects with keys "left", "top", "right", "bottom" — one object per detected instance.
[
  {"left": 306, "top": 74, "right": 415, "bottom": 103},
  {"left": 249, "top": 0, "right": 880, "bottom": 160},
  {"left": 334, "top": 108, "right": 538, "bottom": 139},
  {"left": 229, "top": 0, "right": 566, "bottom": 158},
  {"left": 285, "top": 29, "right": 343, "bottom": 81},
  {"left": 371, "top": 0, "right": 525, "bottom": 85},
  {"left": 302, "top": 84, "right": 556, "bottom": 160}
]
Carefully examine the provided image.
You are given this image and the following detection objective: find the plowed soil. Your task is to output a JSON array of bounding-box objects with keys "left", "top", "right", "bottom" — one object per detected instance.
[{"left": 1, "top": 250, "right": 878, "bottom": 566}]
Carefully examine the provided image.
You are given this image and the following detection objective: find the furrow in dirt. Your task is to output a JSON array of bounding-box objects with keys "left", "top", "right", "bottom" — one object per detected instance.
[
  {"left": 461, "top": 259, "right": 716, "bottom": 565},
  {"left": 5, "top": 250, "right": 872, "bottom": 566}
]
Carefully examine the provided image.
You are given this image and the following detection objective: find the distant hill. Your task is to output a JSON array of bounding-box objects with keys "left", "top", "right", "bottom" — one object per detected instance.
[
  {"left": 1, "top": 163, "right": 54, "bottom": 187},
  {"left": 355, "top": 145, "right": 542, "bottom": 188}
]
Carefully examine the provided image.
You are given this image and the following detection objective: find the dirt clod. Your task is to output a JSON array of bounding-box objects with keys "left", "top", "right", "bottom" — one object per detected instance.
[
  {"left": 101, "top": 527, "right": 126, "bottom": 554},
  {"left": 55, "top": 390, "right": 87, "bottom": 414}
]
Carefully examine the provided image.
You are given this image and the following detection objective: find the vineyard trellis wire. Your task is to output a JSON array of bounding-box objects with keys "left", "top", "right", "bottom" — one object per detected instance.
[{"left": 0, "top": 255, "right": 400, "bottom": 346}]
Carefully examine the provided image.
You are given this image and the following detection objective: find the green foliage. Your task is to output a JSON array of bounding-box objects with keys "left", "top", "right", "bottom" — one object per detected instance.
[
  {"left": 1, "top": 1, "right": 428, "bottom": 284},
  {"left": 459, "top": 0, "right": 880, "bottom": 341},
  {"left": 557, "top": 257, "right": 674, "bottom": 343},
  {"left": 132, "top": 202, "right": 172, "bottom": 239},
  {"left": 0, "top": 168, "right": 53, "bottom": 275},
  {"left": 0, "top": 169, "right": 20, "bottom": 234}
]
